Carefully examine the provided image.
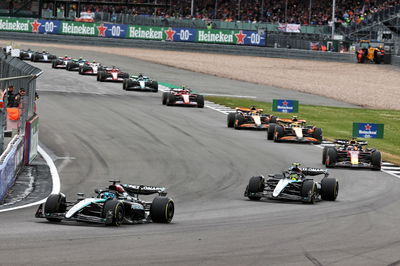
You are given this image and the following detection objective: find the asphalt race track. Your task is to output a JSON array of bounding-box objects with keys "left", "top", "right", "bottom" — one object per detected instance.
[{"left": 0, "top": 46, "right": 399, "bottom": 266}]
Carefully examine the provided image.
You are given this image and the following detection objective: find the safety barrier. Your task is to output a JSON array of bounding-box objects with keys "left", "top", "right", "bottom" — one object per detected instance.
[{"left": 0, "top": 51, "right": 41, "bottom": 202}]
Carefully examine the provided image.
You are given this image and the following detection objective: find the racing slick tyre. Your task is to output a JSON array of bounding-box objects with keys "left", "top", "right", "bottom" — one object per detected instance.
[
  {"left": 66, "top": 63, "right": 72, "bottom": 71},
  {"left": 247, "top": 176, "right": 264, "bottom": 201},
  {"left": 197, "top": 95, "right": 205, "bottom": 108},
  {"left": 371, "top": 151, "right": 382, "bottom": 171},
  {"left": 234, "top": 114, "right": 244, "bottom": 129},
  {"left": 325, "top": 148, "right": 337, "bottom": 168},
  {"left": 78, "top": 66, "right": 84, "bottom": 75},
  {"left": 151, "top": 81, "right": 159, "bottom": 93},
  {"left": 321, "top": 178, "right": 339, "bottom": 201},
  {"left": 162, "top": 92, "right": 169, "bottom": 105},
  {"left": 44, "top": 193, "right": 67, "bottom": 222},
  {"left": 166, "top": 93, "right": 175, "bottom": 106},
  {"left": 267, "top": 123, "right": 276, "bottom": 140},
  {"left": 227, "top": 113, "right": 235, "bottom": 128},
  {"left": 122, "top": 79, "right": 129, "bottom": 90},
  {"left": 274, "top": 125, "right": 284, "bottom": 142},
  {"left": 270, "top": 116, "right": 278, "bottom": 124},
  {"left": 102, "top": 200, "right": 124, "bottom": 226},
  {"left": 31, "top": 54, "right": 37, "bottom": 62},
  {"left": 312, "top": 128, "right": 323, "bottom": 143},
  {"left": 150, "top": 197, "right": 174, "bottom": 223},
  {"left": 98, "top": 71, "right": 106, "bottom": 82},
  {"left": 301, "top": 180, "right": 316, "bottom": 204},
  {"left": 121, "top": 73, "right": 129, "bottom": 79},
  {"left": 51, "top": 60, "right": 57, "bottom": 69},
  {"left": 322, "top": 146, "right": 329, "bottom": 165}
]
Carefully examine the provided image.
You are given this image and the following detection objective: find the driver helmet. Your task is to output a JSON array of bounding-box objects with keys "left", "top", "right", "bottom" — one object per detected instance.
[
  {"left": 292, "top": 116, "right": 298, "bottom": 122},
  {"left": 100, "top": 191, "right": 116, "bottom": 200},
  {"left": 138, "top": 73, "right": 143, "bottom": 78},
  {"left": 290, "top": 162, "right": 302, "bottom": 174},
  {"left": 250, "top": 105, "right": 257, "bottom": 111}
]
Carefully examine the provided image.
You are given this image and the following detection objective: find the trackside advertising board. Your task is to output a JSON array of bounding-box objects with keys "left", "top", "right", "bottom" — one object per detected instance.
[
  {"left": 352, "top": 122, "right": 384, "bottom": 139},
  {"left": 0, "top": 17, "right": 266, "bottom": 46},
  {"left": 272, "top": 99, "right": 299, "bottom": 113}
]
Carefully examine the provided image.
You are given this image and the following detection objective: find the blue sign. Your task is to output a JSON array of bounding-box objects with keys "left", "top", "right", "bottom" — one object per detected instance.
[
  {"left": 102, "top": 23, "right": 128, "bottom": 38},
  {"left": 170, "top": 27, "right": 196, "bottom": 42},
  {"left": 242, "top": 30, "right": 266, "bottom": 46},
  {"left": 353, "top": 123, "right": 384, "bottom": 138},
  {"left": 36, "top": 19, "right": 61, "bottom": 34},
  {"left": 272, "top": 99, "right": 299, "bottom": 113}
]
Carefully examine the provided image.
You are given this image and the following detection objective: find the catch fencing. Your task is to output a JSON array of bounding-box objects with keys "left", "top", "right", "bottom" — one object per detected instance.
[{"left": 0, "top": 50, "right": 41, "bottom": 202}]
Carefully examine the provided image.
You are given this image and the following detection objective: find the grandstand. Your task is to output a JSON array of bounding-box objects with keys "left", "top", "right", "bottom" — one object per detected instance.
[{"left": 0, "top": 0, "right": 399, "bottom": 54}]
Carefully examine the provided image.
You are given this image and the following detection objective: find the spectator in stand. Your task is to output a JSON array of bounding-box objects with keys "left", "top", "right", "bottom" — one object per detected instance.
[
  {"left": 6, "top": 85, "right": 15, "bottom": 108},
  {"left": 12, "top": 88, "right": 26, "bottom": 108}
]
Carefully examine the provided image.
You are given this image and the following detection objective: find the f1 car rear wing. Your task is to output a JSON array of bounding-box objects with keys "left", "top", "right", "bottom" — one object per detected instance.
[
  {"left": 300, "top": 168, "right": 329, "bottom": 177},
  {"left": 121, "top": 184, "right": 167, "bottom": 196},
  {"left": 334, "top": 139, "right": 368, "bottom": 146}
]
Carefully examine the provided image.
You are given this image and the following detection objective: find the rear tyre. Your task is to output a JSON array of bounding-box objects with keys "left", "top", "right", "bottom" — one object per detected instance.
[
  {"left": 269, "top": 116, "right": 278, "bottom": 124},
  {"left": 52, "top": 60, "right": 57, "bottom": 69},
  {"left": 122, "top": 79, "right": 128, "bottom": 90},
  {"left": 234, "top": 114, "right": 244, "bottom": 129},
  {"left": 44, "top": 194, "right": 67, "bottom": 222},
  {"left": 322, "top": 146, "right": 329, "bottom": 165},
  {"left": 371, "top": 151, "right": 381, "bottom": 171},
  {"left": 312, "top": 128, "right": 323, "bottom": 143},
  {"left": 150, "top": 197, "right": 174, "bottom": 223},
  {"left": 162, "top": 92, "right": 169, "bottom": 105},
  {"left": 274, "top": 125, "right": 284, "bottom": 142},
  {"left": 151, "top": 81, "right": 159, "bottom": 93},
  {"left": 102, "top": 200, "right": 124, "bottom": 226},
  {"left": 321, "top": 178, "right": 339, "bottom": 201},
  {"left": 301, "top": 180, "right": 316, "bottom": 204},
  {"left": 247, "top": 176, "right": 264, "bottom": 201},
  {"left": 227, "top": 113, "right": 235, "bottom": 128},
  {"left": 98, "top": 71, "right": 106, "bottom": 82},
  {"left": 267, "top": 123, "right": 276, "bottom": 140},
  {"left": 325, "top": 148, "right": 337, "bottom": 168},
  {"left": 197, "top": 95, "right": 204, "bottom": 108}
]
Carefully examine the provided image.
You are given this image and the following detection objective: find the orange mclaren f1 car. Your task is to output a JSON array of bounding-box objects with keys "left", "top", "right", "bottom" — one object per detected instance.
[
  {"left": 267, "top": 116, "right": 323, "bottom": 144},
  {"left": 227, "top": 106, "right": 278, "bottom": 130}
]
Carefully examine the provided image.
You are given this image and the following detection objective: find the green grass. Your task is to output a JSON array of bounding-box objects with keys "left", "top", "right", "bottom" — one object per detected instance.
[{"left": 206, "top": 96, "right": 400, "bottom": 165}]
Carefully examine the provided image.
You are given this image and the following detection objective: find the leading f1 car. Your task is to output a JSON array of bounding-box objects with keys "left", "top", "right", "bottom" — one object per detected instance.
[
  {"left": 323, "top": 139, "right": 381, "bottom": 170},
  {"left": 227, "top": 106, "right": 277, "bottom": 130},
  {"left": 35, "top": 181, "right": 174, "bottom": 226},
  {"left": 244, "top": 163, "right": 338, "bottom": 204}
]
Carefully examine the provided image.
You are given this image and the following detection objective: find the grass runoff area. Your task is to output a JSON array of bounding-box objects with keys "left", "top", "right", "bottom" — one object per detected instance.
[{"left": 206, "top": 96, "right": 400, "bottom": 165}]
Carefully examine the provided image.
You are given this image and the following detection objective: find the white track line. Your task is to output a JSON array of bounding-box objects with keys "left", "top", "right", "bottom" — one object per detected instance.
[{"left": 0, "top": 145, "right": 60, "bottom": 213}]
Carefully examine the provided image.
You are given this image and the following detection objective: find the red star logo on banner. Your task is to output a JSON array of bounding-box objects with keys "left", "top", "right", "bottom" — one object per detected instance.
[
  {"left": 364, "top": 124, "right": 372, "bottom": 130},
  {"left": 235, "top": 30, "right": 246, "bottom": 44},
  {"left": 282, "top": 100, "right": 289, "bottom": 106},
  {"left": 31, "top": 20, "right": 41, "bottom": 33},
  {"left": 97, "top": 24, "right": 107, "bottom": 37},
  {"left": 165, "top": 27, "right": 176, "bottom": 41}
]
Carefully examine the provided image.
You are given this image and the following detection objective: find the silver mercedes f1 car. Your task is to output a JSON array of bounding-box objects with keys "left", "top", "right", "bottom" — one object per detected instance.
[{"left": 35, "top": 181, "right": 174, "bottom": 226}]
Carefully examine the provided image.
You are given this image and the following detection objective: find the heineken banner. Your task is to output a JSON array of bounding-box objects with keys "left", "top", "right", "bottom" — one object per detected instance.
[
  {"left": 0, "top": 17, "right": 266, "bottom": 46},
  {"left": 272, "top": 99, "right": 299, "bottom": 113},
  {"left": 352, "top": 122, "right": 384, "bottom": 139}
]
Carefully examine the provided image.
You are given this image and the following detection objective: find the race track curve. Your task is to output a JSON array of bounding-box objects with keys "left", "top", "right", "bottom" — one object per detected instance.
[{"left": 0, "top": 46, "right": 399, "bottom": 266}]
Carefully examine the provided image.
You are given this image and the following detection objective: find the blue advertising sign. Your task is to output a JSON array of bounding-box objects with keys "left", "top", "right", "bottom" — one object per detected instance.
[
  {"left": 34, "top": 19, "right": 61, "bottom": 34},
  {"left": 166, "top": 27, "right": 196, "bottom": 42},
  {"left": 100, "top": 23, "right": 128, "bottom": 38},
  {"left": 272, "top": 99, "right": 299, "bottom": 113},
  {"left": 352, "top": 122, "right": 384, "bottom": 138},
  {"left": 242, "top": 30, "right": 266, "bottom": 46}
]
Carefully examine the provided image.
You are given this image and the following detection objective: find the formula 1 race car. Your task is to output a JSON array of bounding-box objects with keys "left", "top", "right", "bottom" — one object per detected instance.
[
  {"left": 66, "top": 58, "right": 88, "bottom": 71},
  {"left": 244, "top": 163, "right": 338, "bottom": 204},
  {"left": 19, "top": 49, "right": 35, "bottom": 60},
  {"left": 122, "top": 74, "right": 158, "bottom": 92},
  {"left": 97, "top": 66, "right": 129, "bottom": 82},
  {"left": 227, "top": 106, "right": 277, "bottom": 130},
  {"left": 35, "top": 180, "right": 174, "bottom": 226},
  {"left": 322, "top": 139, "right": 381, "bottom": 170},
  {"left": 31, "top": 51, "right": 57, "bottom": 63},
  {"left": 51, "top": 56, "right": 72, "bottom": 69},
  {"left": 162, "top": 86, "right": 204, "bottom": 108},
  {"left": 79, "top": 61, "right": 103, "bottom": 75},
  {"left": 267, "top": 117, "right": 323, "bottom": 144}
]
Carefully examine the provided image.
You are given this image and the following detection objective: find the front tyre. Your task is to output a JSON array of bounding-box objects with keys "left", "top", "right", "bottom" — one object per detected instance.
[
  {"left": 267, "top": 123, "right": 276, "bottom": 140},
  {"left": 102, "top": 200, "right": 124, "bottom": 226},
  {"left": 325, "top": 148, "right": 337, "bottom": 168},
  {"left": 301, "top": 180, "right": 316, "bottom": 204},
  {"left": 197, "top": 95, "right": 205, "bottom": 108},
  {"left": 247, "top": 176, "right": 264, "bottom": 200},
  {"left": 44, "top": 193, "right": 67, "bottom": 222},
  {"left": 227, "top": 113, "right": 235, "bottom": 128},
  {"left": 371, "top": 151, "right": 381, "bottom": 170},
  {"left": 150, "top": 197, "right": 174, "bottom": 223},
  {"left": 321, "top": 178, "right": 339, "bottom": 201}
]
